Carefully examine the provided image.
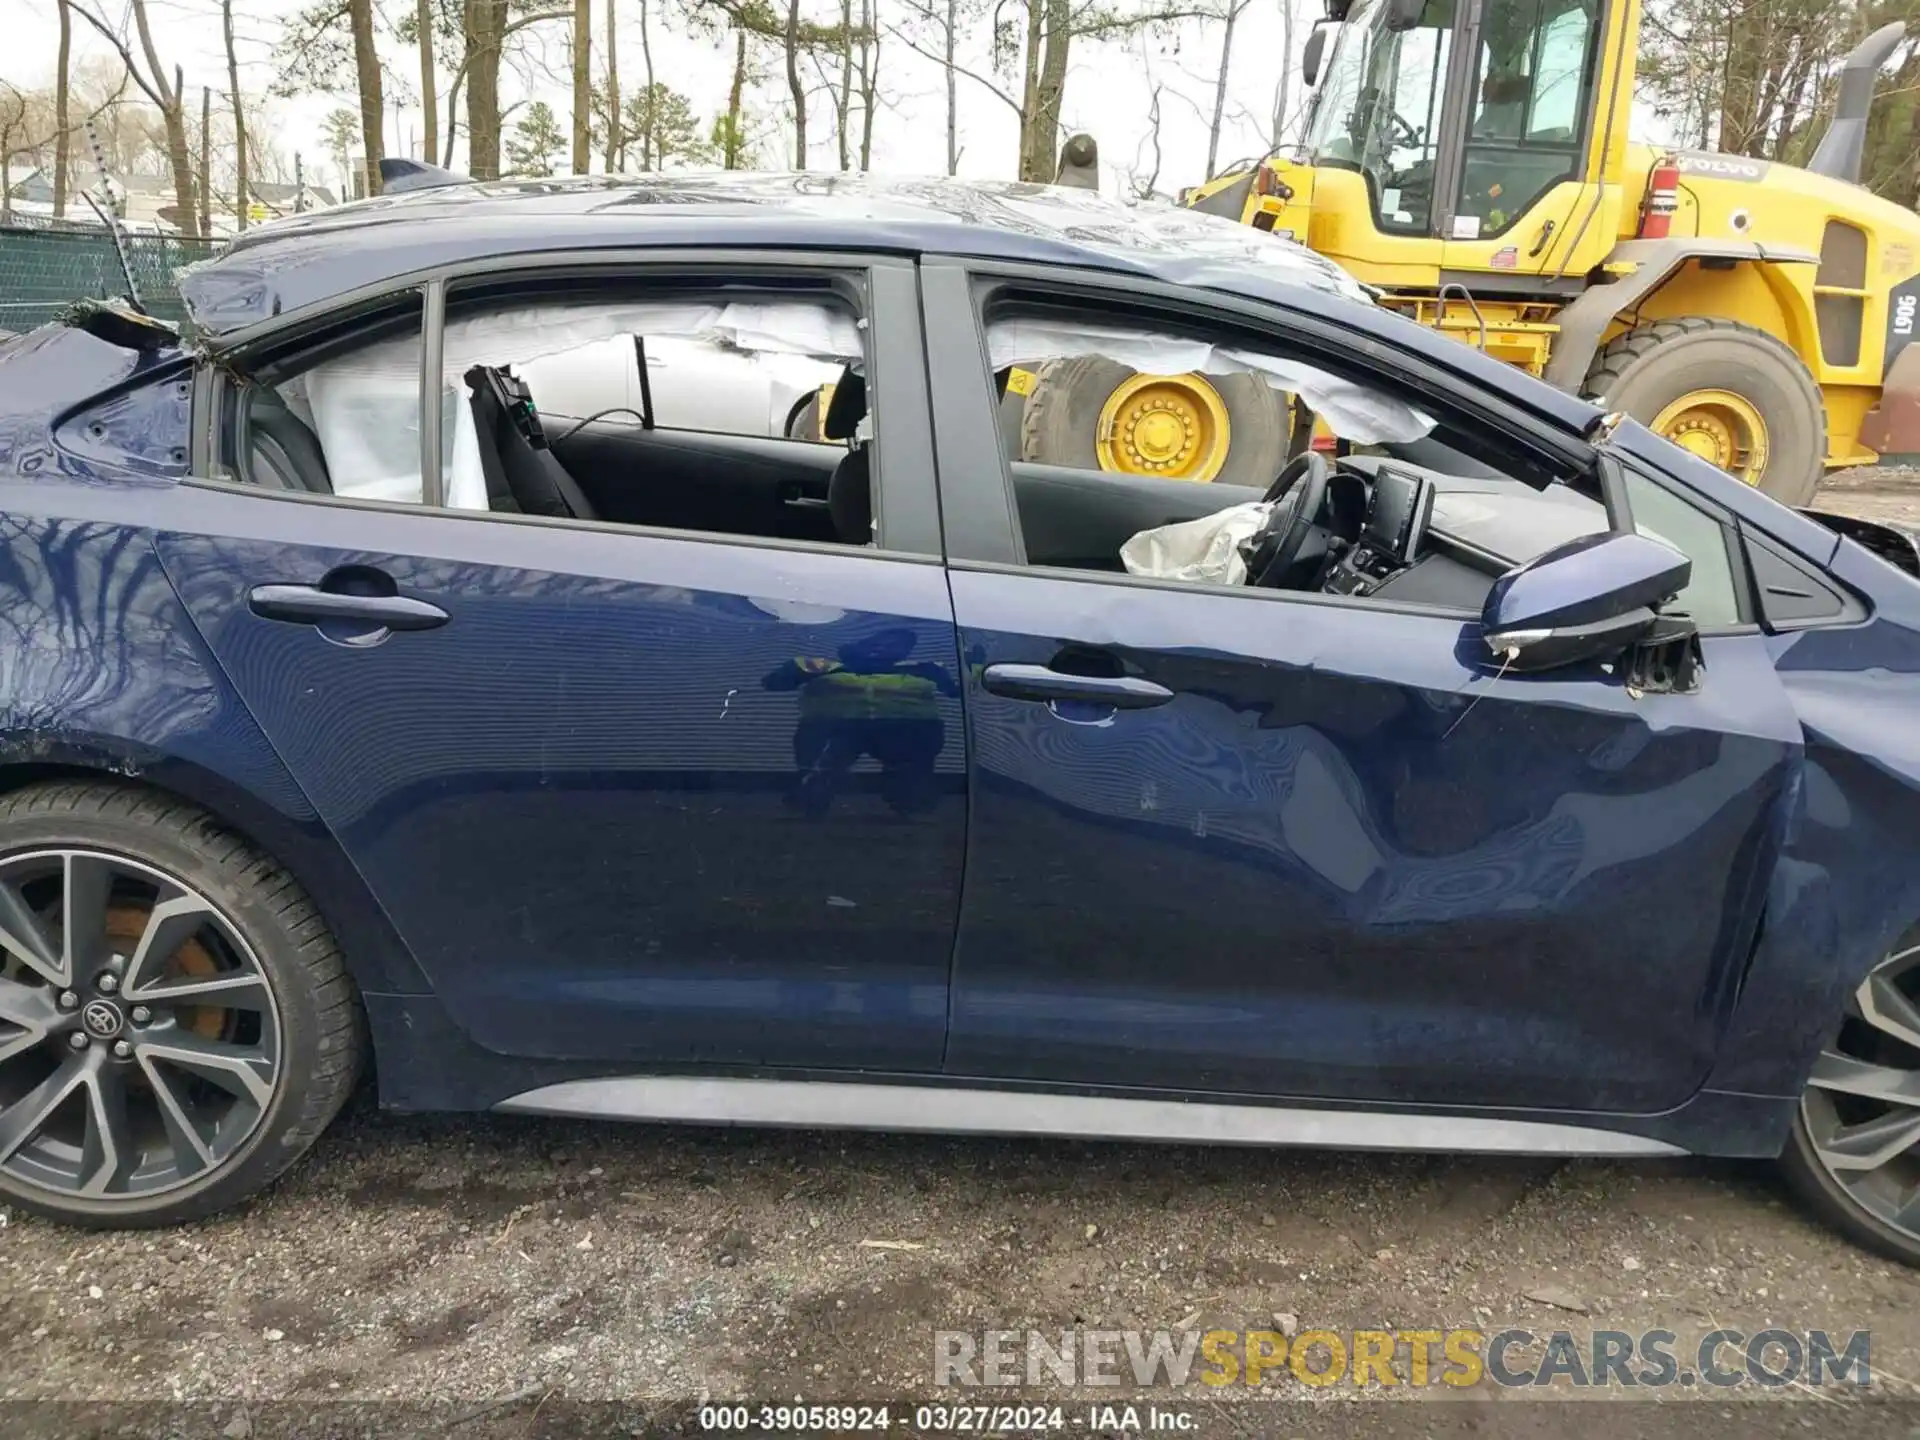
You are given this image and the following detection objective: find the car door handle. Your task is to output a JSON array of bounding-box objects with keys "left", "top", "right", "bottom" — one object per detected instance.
[
  {"left": 980, "top": 663, "right": 1174, "bottom": 709},
  {"left": 248, "top": 585, "right": 449, "bottom": 631}
]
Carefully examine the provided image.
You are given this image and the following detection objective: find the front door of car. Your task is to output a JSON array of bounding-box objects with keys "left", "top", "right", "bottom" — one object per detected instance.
[
  {"left": 157, "top": 265, "right": 965, "bottom": 1071},
  {"left": 922, "top": 264, "right": 1801, "bottom": 1115}
]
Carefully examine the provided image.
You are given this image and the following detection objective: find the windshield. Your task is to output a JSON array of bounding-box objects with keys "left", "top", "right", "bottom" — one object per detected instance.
[
  {"left": 1303, "top": 0, "right": 1600, "bottom": 240},
  {"left": 1303, "top": 0, "right": 1454, "bottom": 234}
]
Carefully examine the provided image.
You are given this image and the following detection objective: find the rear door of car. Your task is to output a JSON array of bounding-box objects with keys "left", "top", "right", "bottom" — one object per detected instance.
[
  {"left": 922, "top": 258, "right": 1803, "bottom": 1115},
  {"left": 157, "top": 257, "right": 966, "bottom": 1073}
]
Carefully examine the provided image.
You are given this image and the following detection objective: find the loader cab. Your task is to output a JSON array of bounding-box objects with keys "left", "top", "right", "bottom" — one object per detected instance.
[{"left": 1297, "top": 0, "right": 1630, "bottom": 284}]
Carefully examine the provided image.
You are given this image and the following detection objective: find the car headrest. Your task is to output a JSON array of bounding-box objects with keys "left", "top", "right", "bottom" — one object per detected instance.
[{"left": 822, "top": 366, "right": 867, "bottom": 441}]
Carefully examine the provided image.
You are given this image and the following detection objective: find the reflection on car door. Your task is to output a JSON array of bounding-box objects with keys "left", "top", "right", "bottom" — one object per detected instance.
[{"left": 155, "top": 501, "right": 966, "bottom": 1071}]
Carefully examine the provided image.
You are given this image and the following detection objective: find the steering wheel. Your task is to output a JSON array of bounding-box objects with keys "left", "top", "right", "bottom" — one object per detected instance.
[{"left": 1251, "top": 452, "right": 1333, "bottom": 590}]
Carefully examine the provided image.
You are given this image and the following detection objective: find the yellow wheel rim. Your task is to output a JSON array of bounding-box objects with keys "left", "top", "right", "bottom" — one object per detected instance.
[
  {"left": 1651, "top": 389, "right": 1770, "bottom": 485},
  {"left": 1094, "top": 372, "right": 1232, "bottom": 482}
]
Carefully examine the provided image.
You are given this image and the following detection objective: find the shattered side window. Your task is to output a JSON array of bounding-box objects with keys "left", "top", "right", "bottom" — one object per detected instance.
[
  {"left": 435, "top": 297, "right": 859, "bottom": 507},
  {"left": 986, "top": 313, "right": 1434, "bottom": 488}
]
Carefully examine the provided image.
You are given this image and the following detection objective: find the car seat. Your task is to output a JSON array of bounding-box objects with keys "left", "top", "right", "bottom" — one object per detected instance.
[
  {"left": 464, "top": 364, "right": 600, "bottom": 521},
  {"left": 822, "top": 366, "right": 873, "bottom": 545},
  {"left": 243, "top": 386, "right": 333, "bottom": 494}
]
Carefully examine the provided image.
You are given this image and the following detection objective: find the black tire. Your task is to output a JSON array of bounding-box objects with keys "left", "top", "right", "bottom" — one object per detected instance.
[
  {"left": 993, "top": 364, "right": 1036, "bottom": 463},
  {"left": 1021, "top": 356, "right": 1292, "bottom": 485},
  {"left": 1777, "top": 923, "right": 1920, "bottom": 1267},
  {"left": 1209, "top": 372, "right": 1293, "bottom": 489},
  {"left": 1021, "top": 355, "right": 1134, "bottom": 469},
  {"left": 0, "top": 781, "right": 365, "bottom": 1228},
  {"left": 1583, "top": 318, "right": 1825, "bottom": 506},
  {"left": 1779, "top": 1111, "right": 1920, "bottom": 1267}
]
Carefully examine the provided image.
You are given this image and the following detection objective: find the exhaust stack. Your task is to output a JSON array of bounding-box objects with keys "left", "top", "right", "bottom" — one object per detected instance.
[{"left": 1807, "top": 21, "right": 1906, "bottom": 185}]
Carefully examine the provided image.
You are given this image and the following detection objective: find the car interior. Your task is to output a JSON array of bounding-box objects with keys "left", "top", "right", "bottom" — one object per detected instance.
[{"left": 224, "top": 297, "right": 1613, "bottom": 619}]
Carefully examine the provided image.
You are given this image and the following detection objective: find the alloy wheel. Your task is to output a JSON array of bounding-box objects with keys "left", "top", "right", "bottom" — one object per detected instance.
[
  {"left": 1801, "top": 942, "right": 1920, "bottom": 1238},
  {"left": 0, "top": 849, "right": 282, "bottom": 1203}
]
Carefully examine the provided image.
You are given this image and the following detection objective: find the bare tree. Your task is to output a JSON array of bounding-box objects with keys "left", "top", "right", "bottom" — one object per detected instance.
[
  {"left": 944, "top": 0, "right": 957, "bottom": 172},
  {"left": 348, "top": 0, "right": 385, "bottom": 193},
  {"left": 893, "top": 0, "right": 1194, "bottom": 180},
  {"left": 720, "top": 23, "right": 748, "bottom": 165},
  {"left": 572, "top": 0, "right": 591, "bottom": 171},
  {"left": 466, "top": 0, "right": 508, "bottom": 177},
  {"left": 1124, "top": 75, "right": 1166, "bottom": 199},
  {"left": 834, "top": 0, "right": 852, "bottom": 168},
  {"left": 198, "top": 83, "right": 211, "bottom": 231},
  {"left": 431, "top": 2, "right": 568, "bottom": 170},
  {"left": 418, "top": 0, "right": 440, "bottom": 164},
  {"left": 856, "top": 0, "right": 876, "bottom": 166},
  {"left": 1269, "top": 0, "right": 1294, "bottom": 153},
  {"left": 638, "top": 0, "right": 655, "bottom": 164},
  {"left": 603, "top": 0, "right": 620, "bottom": 168},
  {"left": 785, "top": 0, "right": 807, "bottom": 165},
  {"left": 70, "top": 0, "right": 199, "bottom": 230},
  {"left": 778, "top": 0, "right": 870, "bottom": 169},
  {"left": 1205, "top": 0, "right": 1249, "bottom": 178},
  {"left": 53, "top": 0, "right": 72, "bottom": 216},
  {"left": 221, "top": 0, "right": 248, "bottom": 228},
  {"left": 0, "top": 83, "right": 36, "bottom": 224}
]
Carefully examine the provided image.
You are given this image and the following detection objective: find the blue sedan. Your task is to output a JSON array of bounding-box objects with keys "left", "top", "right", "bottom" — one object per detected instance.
[{"left": 1, "top": 173, "right": 1918, "bottom": 1266}]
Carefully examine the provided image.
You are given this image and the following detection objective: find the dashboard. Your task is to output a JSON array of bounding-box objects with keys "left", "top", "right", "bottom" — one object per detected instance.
[{"left": 1308, "top": 455, "right": 1612, "bottom": 610}]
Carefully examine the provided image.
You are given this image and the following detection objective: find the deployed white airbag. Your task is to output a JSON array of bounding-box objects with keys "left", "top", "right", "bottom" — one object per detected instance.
[{"left": 1119, "top": 501, "right": 1279, "bottom": 586}]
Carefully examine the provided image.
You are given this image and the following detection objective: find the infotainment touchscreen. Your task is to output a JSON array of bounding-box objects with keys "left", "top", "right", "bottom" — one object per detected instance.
[{"left": 1363, "top": 467, "right": 1434, "bottom": 560}]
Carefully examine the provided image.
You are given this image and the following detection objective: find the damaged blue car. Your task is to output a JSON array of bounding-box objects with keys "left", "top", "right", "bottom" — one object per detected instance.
[{"left": 2, "top": 173, "right": 1920, "bottom": 1266}]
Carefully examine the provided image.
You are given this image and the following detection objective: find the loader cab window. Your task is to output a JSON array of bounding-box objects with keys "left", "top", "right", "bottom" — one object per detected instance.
[
  {"left": 1305, "top": 0, "right": 1454, "bottom": 234},
  {"left": 1454, "top": 0, "right": 1601, "bottom": 237}
]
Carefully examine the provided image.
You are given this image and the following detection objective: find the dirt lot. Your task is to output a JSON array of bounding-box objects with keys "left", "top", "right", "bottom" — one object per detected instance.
[
  {"left": 3, "top": 474, "right": 1920, "bottom": 1439},
  {"left": 1813, "top": 464, "right": 1920, "bottom": 529}
]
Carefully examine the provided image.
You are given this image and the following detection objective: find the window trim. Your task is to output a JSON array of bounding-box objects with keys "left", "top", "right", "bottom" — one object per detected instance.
[
  {"left": 195, "top": 250, "right": 943, "bottom": 559},
  {"left": 175, "top": 467, "right": 947, "bottom": 573},
  {"left": 419, "top": 277, "right": 446, "bottom": 508}
]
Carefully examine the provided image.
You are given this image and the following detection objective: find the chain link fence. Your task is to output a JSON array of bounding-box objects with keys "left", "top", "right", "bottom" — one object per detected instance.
[{"left": 0, "top": 222, "right": 222, "bottom": 333}]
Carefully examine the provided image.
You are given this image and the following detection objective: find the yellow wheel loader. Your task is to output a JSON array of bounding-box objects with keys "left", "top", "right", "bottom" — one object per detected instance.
[{"left": 1040, "top": 0, "right": 1920, "bottom": 504}]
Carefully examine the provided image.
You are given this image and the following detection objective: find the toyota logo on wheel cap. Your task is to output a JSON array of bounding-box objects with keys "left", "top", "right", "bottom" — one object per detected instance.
[{"left": 81, "top": 1000, "right": 124, "bottom": 1039}]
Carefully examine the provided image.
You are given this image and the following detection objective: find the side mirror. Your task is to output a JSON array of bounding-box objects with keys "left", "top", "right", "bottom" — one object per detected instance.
[
  {"left": 1302, "top": 24, "right": 1331, "bottom": 87},
  {"left": 1384, "top": 0, "right": 1426, "bottom": 31},
  {"left": 1482, "top": 531, "right": 1690, "bottom": 674}
]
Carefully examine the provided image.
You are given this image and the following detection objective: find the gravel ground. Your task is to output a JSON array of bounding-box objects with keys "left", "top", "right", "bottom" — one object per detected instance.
[
  {"left": 4, "top": 471, "right": 1920, "bottom": 1438},
  {"left": 1814, "top": 464, "right": 1920, "bottom": 528}
]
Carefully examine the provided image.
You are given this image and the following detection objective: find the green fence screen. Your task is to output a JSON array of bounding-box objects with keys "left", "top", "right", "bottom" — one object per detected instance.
[{"left": 0, "top": 225, "right": 222, "bottom": 332}]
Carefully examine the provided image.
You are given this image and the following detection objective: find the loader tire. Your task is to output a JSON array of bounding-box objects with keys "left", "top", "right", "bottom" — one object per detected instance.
[
  {"left": 1583, "top": 318, "right": 1825, "bottom": 506},
  {"left": 1021, "top": 357, "right": 1290, "bottom": 486}
]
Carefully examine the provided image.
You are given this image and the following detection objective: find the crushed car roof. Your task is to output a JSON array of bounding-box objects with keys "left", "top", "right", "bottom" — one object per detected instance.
[{"left": 178, "top": 172, "right": 1373, "bottom": 336}]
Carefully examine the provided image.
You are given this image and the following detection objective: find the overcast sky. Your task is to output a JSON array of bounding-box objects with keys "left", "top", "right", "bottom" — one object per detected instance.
[{"left": 8, "top": 0, "right": 1334, "bottom": 201}]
